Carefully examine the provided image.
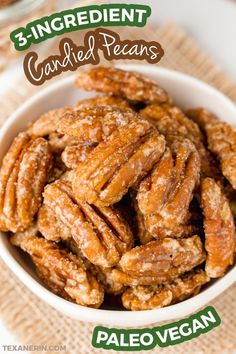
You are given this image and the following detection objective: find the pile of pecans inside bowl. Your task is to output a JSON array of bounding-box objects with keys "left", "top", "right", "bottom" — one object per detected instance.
[{"left": 0, "top": 67, "right": 235, "bottom": 311}]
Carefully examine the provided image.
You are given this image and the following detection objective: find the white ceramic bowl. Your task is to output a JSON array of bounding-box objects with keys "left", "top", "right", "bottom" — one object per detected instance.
[{"left": 0, "top": 64, "right": 236, "bottom": 327}]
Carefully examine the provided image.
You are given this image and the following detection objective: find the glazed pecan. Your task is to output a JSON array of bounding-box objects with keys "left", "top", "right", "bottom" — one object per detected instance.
[
  {"left": 122, "top": 269, "right": 209, "bottom": 310},
  {"left": 57, "top": 106, "right": 138, "bottom": 143},
  {"left": 141, "top": 105, "right": 202, "bottom": 142},
  {"left": 75, "top": 95, "right": 130, "bottom": 109},
  {"left": 28, "top": 107, "right": 73, "bottom": 136},
  {"left": 76, "top": 67, "right": 169, "bottom": 104},
  {"left": 119, "top": 235, "right": 205, "bottom": 279},
  {"left": 43, "top": 180, "right": 134, "bottom": 268},
  {"left": 137, "top": 140, "right": 200, "bottom": 238},
  {"left": 141, "top": 105, "right": 220, "bottom": 178},
  {"left": 188, "top": 108, "right": 236, "bottom": 188},
  {"left": 61, "top": 143, "right": 95, "bottom": 169},
  {"left": 0, "top": 132, "right": 52, "bottom": 232},
  {"left": 11, "top": 230, "right": 104, "bottom": 308},
  {"left": 201, "top": 178, "right": 236, "bottom": 277},
  {"left": 72, "top": 119, "right": 166, "bottom": 206}
]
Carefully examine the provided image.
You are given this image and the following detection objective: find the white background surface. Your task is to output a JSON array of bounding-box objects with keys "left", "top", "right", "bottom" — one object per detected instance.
[{"left": 0, "top": 0, "right": 236, "bottom": 352}]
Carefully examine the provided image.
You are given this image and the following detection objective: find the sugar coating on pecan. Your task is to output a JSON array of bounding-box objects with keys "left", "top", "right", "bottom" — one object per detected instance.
[
  {"left": 137, "top": 140, "right": 200, "bottom": 238},
  {"left": 2, "top": 67, "right": 236, "bottom": 311},
  {"left": 64, "top": 238, "right": 125, "bottom": 294},
  {"left": 61, "top": 143, "right": 95, "bottom": 169},
  {"left": 43, "top": 180, "right": 134, "bottom": 268},
  {"left": 58, "top": 106, "right": 139, "bottom": 143},
  {"left": 131, "top": 192, "right": 154, "bottom": 245},
  {"left": 72, "top": 119, "right": 165, "bottom": 206},
  {"left": 75, "top": 95, "right": 130, "bottom": 109},
  {"left": 38, "top": 204, "right": 71, "bottom": 242},
  {"left": 76, "top": 67, "right": 169, "bottom": 104},
  {"left": 28, "top": 107, "right": 74, "bottom": 137},
  {"left": 188, "top": 108, "right": 236, "bottom": 189},
  {"left": 10, "top": 230, "right": 104, "bottom": 308},
  {"left": 110, "top": 268, "right": 175, "bottom": 287},
  {"left": 119, "top": 235, "right": 205, "bottom": 279},
  {"left": 141, "top": 105, "right": 220, "bottom": 179},
  {"left": 201, "top": 177, "right": 236, "bottom": 278},
  {"left": 122, "top": 269, "right": 209, "bottom": 310},
  {"left": 0, "top": 133, "right": 52, "bottom": 232}
]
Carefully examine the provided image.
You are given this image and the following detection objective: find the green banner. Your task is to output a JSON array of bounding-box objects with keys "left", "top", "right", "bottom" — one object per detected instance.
[{"left": 92, "top": 306, "right": 221, "bottom": 351}]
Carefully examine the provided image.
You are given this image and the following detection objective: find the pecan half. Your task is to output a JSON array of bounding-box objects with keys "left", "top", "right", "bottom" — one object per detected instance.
[
  {"left": 122, "top": 269, "right": 209, "bottom": 310},
  {"left": 57, "top": 106, "right": 138, "bottom": 143},
  {"left": 137, "top": 140, "right": 200, "bottom": 238},
  {"left": 72, "top": 119, "right": 165, "bottom": 206},
  {"left": 43, "top": 180, "right": 134, "bottom": 268},
  {"left": 201, "top": 177, "right": 236, "bottom": 277},
  {"left": 10, "top": 229, "right": 104, "bottom": 308},
  {"left": 119, "top": 236, "right": 205, "bottom": 278},
  {"left": 0, "top": 133, "right": 52, "bottom": 232},
  {"left": 76, "top": 67, "right": 169, "bottom": 104}
]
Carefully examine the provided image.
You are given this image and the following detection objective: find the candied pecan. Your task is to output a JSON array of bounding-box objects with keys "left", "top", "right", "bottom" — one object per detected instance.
[
  {"left": 137, "top": 140, "right": 200, "bottom": 238},
  {"left": 76, "top": 67, "right": 169, "bottom": 104},
  {"left": 43, "top": 180, "right": 134, "bottom": 268},
  {"left": 141, "top": 105, "right": 220, "bottom": 178},
  {"left": 188, "top": 108, "right": 236, "bottom": 188},
  {"left": 0, "top": 132, "right": 52, "bottom": 232},
  {"left": 11, "top": 231, "right": 104, "bottom": 308},
  {"left": 141, "top": 105, "right": 202, "bottom": 142},
  {"left": 75, "top": 95, "right": 130, "bottom": 109},
  {"left": 61, "top": 143, "right": 95, "bottom": 169},
  {"left": 27, "top": 107, "right": 74, "bottom": 136},
  {"left": 122, "top": 269, "right": 209, "bottom": 310},
  {"left": 57, "top": 106, "right": 139, "bottom": 143},
  {"left": 72, "top": 119, "right": 166, "bottom": 206},
  {"left": 119, "top": 236, "right": 205, "bottom": 278},
  {"left": 201, "top": 178, "right": 236, "bottom": 277}
]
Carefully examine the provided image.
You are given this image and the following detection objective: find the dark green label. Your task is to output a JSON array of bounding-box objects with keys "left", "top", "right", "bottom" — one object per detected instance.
[
  {"left": 92, "top": 306, "right": 221, "bottom": 351},
  {"left": 10, "top": 4, "right": 151, "bottom": 51}
]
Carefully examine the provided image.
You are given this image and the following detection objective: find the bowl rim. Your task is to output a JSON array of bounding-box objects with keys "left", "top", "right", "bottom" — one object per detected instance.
[{"left": 0, "top": 64, "right": 236, "bottom": 327}]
